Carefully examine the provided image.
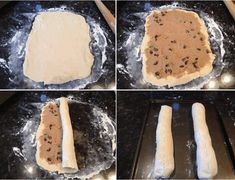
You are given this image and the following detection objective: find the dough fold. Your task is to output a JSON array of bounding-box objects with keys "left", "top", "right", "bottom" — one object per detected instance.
[
  {"left": 154, "top": 105, "right": 174, "bottom": 178},
  {"left": 192, "top": 102, "right": 217, "bottom": 179}
]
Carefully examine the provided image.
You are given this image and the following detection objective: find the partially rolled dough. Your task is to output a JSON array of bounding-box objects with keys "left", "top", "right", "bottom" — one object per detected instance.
[
  {"left": 192, "top": 103, "right": 218, "bottom": 179},
  {"left": 36, "top": 97, "right": 78, "bottom": 173},
  {"left": 154, "top": 105, "right": 174, "bottom": 178},
  {"left": 23, "top": 12, "right": 94, "bottom": 84}
]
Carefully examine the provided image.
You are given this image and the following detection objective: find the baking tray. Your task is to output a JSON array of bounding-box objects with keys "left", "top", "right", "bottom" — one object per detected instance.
[
  {"left": 132, "top": 100, "right": 235, "bottom": 179},
  {"left": 0, "top": 1, "right": 115, "bottom": 89},
  {"left": 117, "top": 1, "right": 235, "bottom": 89},
  {"left": 0, "top": 91, "right": 116, "bottom": 179}
]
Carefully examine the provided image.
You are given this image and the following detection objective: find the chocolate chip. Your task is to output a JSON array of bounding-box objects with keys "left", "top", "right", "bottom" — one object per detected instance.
[
  {"left": 180, "top": 65, "right": 184, "bottom": 68},
  {"left": 169, "top": 48, "right": 173, "bottom": 51},
  {"left": 165, "top": 56, "right": 168, "bottom": 59},
  {"left": 184, "top": 21, "right": 186, "bottom": 23},
  {"left": 197, "top": 48, "right": 201, "bottom": 51},
  {"left": 47, "top": 148, "right": 51, "bottom": 152},
  {"left": 192, "top": 62, "right": 198, "bottom": 68},
  {"left": 195, "top": 58, "right": 198, "bottom": 60},
  {"left": 193, "top": 35, "right": 196, "bottom": 39},
  {"left": 47, "top": 158, "right": 51, "bottom": 162},
  {"left": 171, "top": 40, "right": 176, "bottom": 43},
  {"left": 154, "top": 54, "right": 159, "bottom": 57},
  {"left": 197, "top": 32, "right": 200, "bottom": 35},
  {"left": 206, "top": 49, "right": 210, "bottom": 53},
  {"left": 44, "top": 138, "right": 47, "bottom": 141},
  {"left": 183, "top": 45, "right": 187, "bottom": 49},
  {"left": 150, "top": 50, "right": 153, "bottom": 54},
  {"left": 49, "top": 124, "right": 53, "bottom": 130},
  {"left": 165, "top": 64, "right": 169, "bottom": 67},
  {"left": 160, "top": 24, "right": 163, "bottom": 26},
  {"left": 200, "top": 37, "right": 203, "bottom": 41},
  {"left": 184, "top": 60, "right": 189, "bottom": 65},
  {"left": 54, "top": 114, "right": 58, "bottom": 116},
  {"left": 186, "top": 57, "right": 189, "bottom": 59},
  {"left": 48, "top": 141, "right": 52, "bottom": 144},
  {"left": 190, "top": 21, "right": 192, "bottom": 24}
]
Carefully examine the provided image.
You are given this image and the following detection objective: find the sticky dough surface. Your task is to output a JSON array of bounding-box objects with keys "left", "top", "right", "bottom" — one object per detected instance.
[
  {"left": 23, "top": 12, "right": 94, "bottom": 85},
  {"left": 141, "top": 9, "right": 215, "bottom": 87}
]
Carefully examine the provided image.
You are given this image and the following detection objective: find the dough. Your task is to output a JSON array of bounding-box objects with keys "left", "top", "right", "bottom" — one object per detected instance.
[
  {"left": 141, "top": 9, "right": 215, "bottom": 87},
  {"left": 36, "top": 98, "right": 78, "bottom": 173},
  {"left": 59, "top": 97, "right": 78, "bottom": 172},
  {"left": 36, "top": 102, "right": 63, "bottom": 172},
  {"left": 192, "top": 103, "right": 218, "bottom": 179},
  {"left": 154, "top": 105, "right": 174, "bottom": 178},
  {"left": 23, "top": 12, "right": 94, "bottom": 84}
]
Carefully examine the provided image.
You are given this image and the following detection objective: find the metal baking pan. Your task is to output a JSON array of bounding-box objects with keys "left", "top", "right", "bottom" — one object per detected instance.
[
  {"left": 0, "top": 91, "right": 116, "bottom": 179},
  {"left": 132, "top": 100, "right": 235, "bottom": 179}
]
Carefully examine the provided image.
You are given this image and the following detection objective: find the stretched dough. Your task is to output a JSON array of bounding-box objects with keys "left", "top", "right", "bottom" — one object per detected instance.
[
  {"left": 154, "top": 105, "right": 174, "bottom": 178},
  {"left": 192, "top": 103, "right": 217, "bottom": 178},
  {"left": 59, "top": 97, "right": 78, "bottom": 172},
  {"left": 24, "top": 12, "right": 94, "bottom": 84}
]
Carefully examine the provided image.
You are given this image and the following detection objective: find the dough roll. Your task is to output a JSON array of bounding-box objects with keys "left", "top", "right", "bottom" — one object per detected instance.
[
  {"left": 154, "top": 105, "right": 174, "bottom": 178},
  {"left": 192, "top": 102, "right": 217, "bottom": 179},
  {"left": 59, "top": 97, "right": 78, "bottom": 172}
]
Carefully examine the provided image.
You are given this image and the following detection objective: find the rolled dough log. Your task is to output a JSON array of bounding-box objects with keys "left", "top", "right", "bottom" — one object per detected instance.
[
  {"left": 154, "top": 105, "right": 174, "bottom": 178},
  {"left": 36, "top": 98, "right": 78, "bottom": 173},
  {"left": 23, "top": 12, "right": 94, "bottom": 84},
  {"left": 192, "top": 102, "right": 218, "bottom": 179},
  {"left": 59, "top": 97, "right": 78, "bottom": 172}
]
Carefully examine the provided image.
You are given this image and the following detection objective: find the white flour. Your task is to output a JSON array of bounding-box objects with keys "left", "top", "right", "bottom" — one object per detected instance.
[{"left": 118, "top": 2, "right": 227, "bottom": 89}]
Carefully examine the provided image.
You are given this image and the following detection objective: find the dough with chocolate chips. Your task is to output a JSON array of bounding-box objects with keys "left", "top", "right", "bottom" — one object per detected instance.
[
  {"left": 23, "top": 12, "right": 94, "bottom": 85},
  {"left": 36, "top": 98, "right": 78, "bottom": 173},
  {"left": 141, "top": 9, "right": 215, "bottom": 87}
]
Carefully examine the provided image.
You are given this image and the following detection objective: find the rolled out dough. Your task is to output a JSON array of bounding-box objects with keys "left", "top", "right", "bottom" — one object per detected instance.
[
  {"left": 192, "top": 103, "right": 218, "bottom": 178},
  {"left": 36, "top": 97, "right": 78, "bottom": 173},
  {"left": 141, "top": 9, "right": 215, "bottom": 87},
  {"left": 23, "top": 12, "right": 94, "bottom": 84},
  {"left": 154, "top": 105, "right": 174, "bottom": 178}
]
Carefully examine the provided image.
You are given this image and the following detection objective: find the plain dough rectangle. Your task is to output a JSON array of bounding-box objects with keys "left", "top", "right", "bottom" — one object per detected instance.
[
  {"left": 59, "top": 97, "right": 78, "bottom": 173},
  {"left": 154, "top": 105, "right": 174, "bottom": 178},
  {"left": 192, "top": 102, "right": 217, "bottom": 179}
]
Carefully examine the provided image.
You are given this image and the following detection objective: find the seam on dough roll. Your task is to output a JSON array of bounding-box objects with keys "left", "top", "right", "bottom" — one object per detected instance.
[
  {"left": 192, "top": 102, "right": 218, "bottom": 179},
  {"left": 59, "top": 97, "right": 78, "bottom": 173},
  {"left": 154, "top": 105, "right": 174, "bottom": 178}
]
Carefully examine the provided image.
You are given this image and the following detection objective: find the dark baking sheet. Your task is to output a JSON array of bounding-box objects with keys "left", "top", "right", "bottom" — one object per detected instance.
[
  {"left": 0, "top": 91, "right": 116, "bottom": 179},
  {"left": 117, "top": 1, "right": 235, "bottom": 89},
  {"left": 133, "top": 100, "right": 235, "bottom": 179},
  {"left": 0, "top": 1, "right": 115, "bottom": 89}
]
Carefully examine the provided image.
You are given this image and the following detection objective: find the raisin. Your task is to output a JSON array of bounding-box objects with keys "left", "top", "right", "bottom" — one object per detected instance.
[
  {"left": 183, "top": 45, "right": 187, "bottom": 49},
  {"left": 169, "top": 48, "right": 173, "bottom": 51},
  {"left": 190, "top": 21, "right": 192, "bottom": 24},
  {"left": 160, "top": 24, "right": 163, "bottom": 26},
  {"left": 184, "top": 60, "right": 189, "bottom": 65},
  {"left": 44, "top": 138, "right": 47, "bottom": 141},
  {"left": 153, "top": 47, "right": 158, "bottom": 51},
  {"left": 150, "top": 50, "right": 153, "bottom": 54},
  {"left": 48, "top": 136, "right": 52, "bottom": 140},
  {"left": 197, "top": 48, "right": 201, "bottom": 51},
  {"left": 200, "top": 37, "right": 203, "bottom": 41},
  {"left": 195, "top": 58, "right": 198, "bottom": 60},
  {"left": 154, "top": 54, "right": 159, "bottom": 57},
  {"left": 193, "top": 36, "right": 196, "bottom": 39},
  {"left": 186, "top": 30, "right": 190, "bottom": 33},
  {"left": 47, "top": 158, "right": 52, "bottom": 162},
  {"left": 47, "top": 148, "right": 51, "bottom": 152},
  {"left": 197, "top": 32, "right": 200, "bottom": 35},
  {"left": 49, "top": 124, "right": 53, "bottom": 130},
  {"left": 206, "top": 49, "right": 210, "bottom": 53},
  {"left": 180, "top": 65, "right": 184, "bottom": 68},
  {"left": 48, "top": 141, "right": 52, "bottom": 144},
  {"left": 192, "top": 62, "right": 198, "bottom": 68},
  {"left": 153, "top": 61, "right": 158, "bottom": 65},
  {"left": 165, "top": 64, "right": 169, "bottom": 67},
  {"left": 165, "top": 56, "right": 168, "bottom": 59}
]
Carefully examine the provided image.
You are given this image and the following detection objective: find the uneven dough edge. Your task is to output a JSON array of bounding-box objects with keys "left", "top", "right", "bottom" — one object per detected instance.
[
  {"left": 141, "top": 9, "right": 215, "bottom": 87},
  {"left": 59, "top": 97, "right": 78, "bottom": 173},
  {"left": 192, "top": 102, "right": 218, "bottom": 179},
  {"left": 154, "top": 105, "right": 174, "bottom": 178}
]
